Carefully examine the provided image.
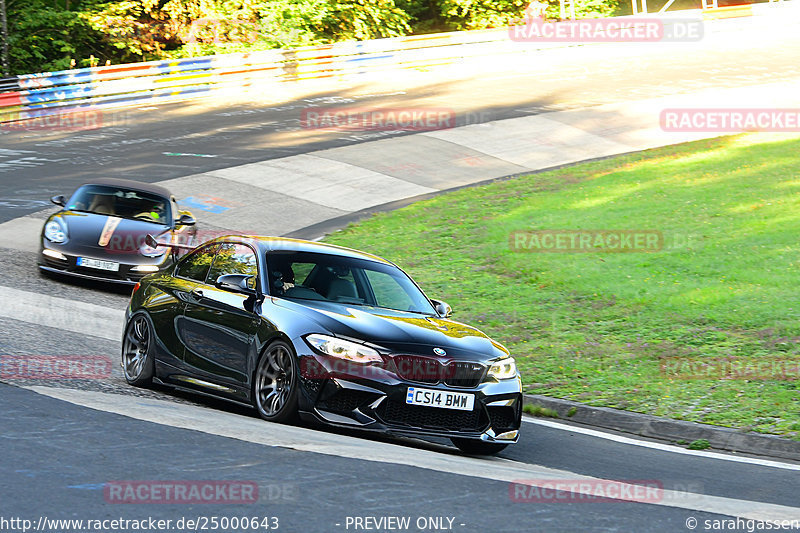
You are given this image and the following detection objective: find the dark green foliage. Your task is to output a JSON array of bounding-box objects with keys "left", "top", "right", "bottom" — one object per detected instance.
[
  {"left": 438, "top": 0, "right": 530, "bottom": 30},
  {"left": 1, "top": 0, "right": 620, "bottom": 75},
  {"left": 4, "top": 0, "right": 112, "bottom": 74}
]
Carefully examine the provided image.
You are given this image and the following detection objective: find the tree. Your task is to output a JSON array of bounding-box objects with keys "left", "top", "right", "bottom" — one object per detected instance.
[
  {"left": 439, "top": 0, "right": 618, "bottom": 29},
  {"left": 4, "top": 0, "right": 112, "bottom": 75},
  {"left": 3, "top": 0, "right": 619, "bottom": 76},
  {"left": 439, "top": 0, "right": 529, "bottom": 30},
  {"left": 1, "top": 0, "right": 9, "bottom": 76}
]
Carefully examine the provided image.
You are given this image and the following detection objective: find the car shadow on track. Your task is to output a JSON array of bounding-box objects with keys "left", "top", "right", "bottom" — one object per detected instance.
[
  {"left": 40, "top": 269, "right": 136, "bottom": 296},
  {"left": 145, "top": 382, "right": 503, "bottom": 459}
]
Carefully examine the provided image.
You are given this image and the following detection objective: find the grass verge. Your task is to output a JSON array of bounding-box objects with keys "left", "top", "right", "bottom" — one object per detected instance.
[{"left": 323, "top": 133, "right": 800, "bottom": 440}]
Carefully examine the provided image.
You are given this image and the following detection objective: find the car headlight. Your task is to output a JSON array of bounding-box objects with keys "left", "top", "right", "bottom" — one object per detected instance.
[
  {"left": 44, "top": 218, "right": 67, "bottom": 243},
  {"left": 487, "top": 357, "right": 517, "bottom": 380},
  {"left": 131, "top": 265, "right": 160, "bottom": 273},
  {"left": 305, "top": 334, "right": 382, "bottom": 364}
]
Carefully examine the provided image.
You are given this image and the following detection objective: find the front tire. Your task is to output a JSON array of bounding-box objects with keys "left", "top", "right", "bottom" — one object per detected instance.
[
  {"left": 451, "top": 438, "right": 508, "bottom": 456},
  {"left": 122, "top": 313, "right": 155, "bottom": 387},
  {"left": 253, "top": 340, "right": 299, "bottom": 423}
]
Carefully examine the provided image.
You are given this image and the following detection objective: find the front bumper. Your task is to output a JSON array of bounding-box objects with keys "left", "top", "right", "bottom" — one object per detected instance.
[
  {"left": 296, "top": 351, "right": 523, "bottom": 444},
  {"left": 39, "top": 244, "right": 168, "bottom": 285}
]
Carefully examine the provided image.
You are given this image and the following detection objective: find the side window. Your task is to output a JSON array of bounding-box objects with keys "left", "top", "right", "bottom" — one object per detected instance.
[
  {"left": 175, "top": 244, "right": 219, "bottom": 282},
  {"left": 291, "top": 262, "right": 316, "bottom": 286},
  {"left": 207, "top": 243, "right": 259, "bottom": 288}
]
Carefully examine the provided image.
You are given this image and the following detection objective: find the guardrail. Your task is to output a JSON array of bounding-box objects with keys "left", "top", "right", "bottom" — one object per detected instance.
[
  {"left": 0, "top": 27, "right": 541, "bottom": 124},
  {"left": 0, "top": 4, "right": 783, "bottom": 125},
  {"left": 0, "top": 77, "right": 19, "bottom": 92}
]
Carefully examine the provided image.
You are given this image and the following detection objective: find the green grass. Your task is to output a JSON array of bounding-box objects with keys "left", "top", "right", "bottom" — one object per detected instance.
[
  {"left": 687, "top": 439, "right": 711, "bottom": 450},
  {"left": 522, "top": 404, "right": 560, "bottom": 418},
  {"left": 323, "top": 133, "right": 800, "bottom": 440}
]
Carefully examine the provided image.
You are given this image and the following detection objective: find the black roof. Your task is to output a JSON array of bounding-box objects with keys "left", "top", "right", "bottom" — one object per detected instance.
[{"left": 77, "top": 178, "right": 172, "bottom": 199}]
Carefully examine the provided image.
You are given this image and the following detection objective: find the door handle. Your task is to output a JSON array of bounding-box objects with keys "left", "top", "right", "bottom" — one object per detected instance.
[{"left": 191, "top": 288, "right": 204, "bottom": 299}]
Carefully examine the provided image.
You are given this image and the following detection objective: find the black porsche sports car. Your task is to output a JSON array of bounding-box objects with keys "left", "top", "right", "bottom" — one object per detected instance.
[
  {"left": 39, "top": 178, "right": 196, "bottom": 285},
  {"left": 123, "top": 235, "right": 522, "bottom": 454}
]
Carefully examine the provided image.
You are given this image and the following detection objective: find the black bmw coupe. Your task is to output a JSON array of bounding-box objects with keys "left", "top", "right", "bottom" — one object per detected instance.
[
  {"left": 39, "top": 178, "right": 197, "bottom": 285},
  {"left": 123, "top": 235, "right": 522, "bottom": 454}
]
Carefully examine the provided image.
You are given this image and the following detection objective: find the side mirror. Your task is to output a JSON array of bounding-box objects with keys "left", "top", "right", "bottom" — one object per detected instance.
[
  {"left": 215, "top": 274, "right": 257, "bottom": 296},
  {"left": 177, "top": 214, "right": 196, "bottom": 226},
  {"left": 51, "top": 195, "right": 66, "bottom": 207},
  {"left": 431, "top": 299, "right": 452, "bottom": 318}
]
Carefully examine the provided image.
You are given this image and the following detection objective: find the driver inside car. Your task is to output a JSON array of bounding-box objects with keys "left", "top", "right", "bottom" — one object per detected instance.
[
  {"left": 89, "top": 194, "right": 115, "bottom": 215},
  {"left": 272, "top": 263, "right": 296, "bottom": 294},
  {"left": 134, "top": 201, "right": 166, "bottom": 221}
]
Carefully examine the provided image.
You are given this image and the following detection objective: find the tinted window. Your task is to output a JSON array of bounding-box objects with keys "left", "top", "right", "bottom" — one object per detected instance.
[
  {"left": 67, "top": 184, "right": 171, "bottom": 223},
  {"left": 365, "top": 270, "right": 416, "bottom": 312},
  {"left": 291, "top": 262, "right": 316, "bottom": 285},
  {"left": 207, "top": 243, "right": 259, "bottom": 288},
  {"left": 175, "top": 244, "right": 219, "bottom": 282},
  {"left": 266, "top": 251, "right": 435, "bottom": 315}
]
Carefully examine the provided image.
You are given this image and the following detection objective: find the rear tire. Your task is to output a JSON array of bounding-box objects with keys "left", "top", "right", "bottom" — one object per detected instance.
[
  {"left": 121, "top": 313, "right": 155, "bottom": 387},
  {"left": 253, "top": 340, "right": 299, "bottom": 423},
  {"left": 451, "top": 438, "right": 508, "bottom": 455}
]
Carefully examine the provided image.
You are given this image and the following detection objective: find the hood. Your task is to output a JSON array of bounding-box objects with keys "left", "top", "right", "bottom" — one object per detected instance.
[
  {"left": 274, "top": 298, "right": 509, "bottom": 362},
  {"left": 53, "top": 210, "right": 170, "bottom": 251}
]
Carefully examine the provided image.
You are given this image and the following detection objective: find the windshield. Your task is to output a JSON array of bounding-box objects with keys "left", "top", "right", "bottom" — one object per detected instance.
[
  {"left": 66, "top": 184, "right": 171, "bottom": 224},
  {"left": 266, "top": 250, "right": 436, "bottom": 315}
]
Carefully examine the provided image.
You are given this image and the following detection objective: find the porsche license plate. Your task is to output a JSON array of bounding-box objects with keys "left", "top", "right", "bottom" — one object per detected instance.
[
  {"left": 406, "top": 387, "right": 474, "bottom": 411},
  {"left": 77, "top": 257, "right": 119, "bottom": 272}
]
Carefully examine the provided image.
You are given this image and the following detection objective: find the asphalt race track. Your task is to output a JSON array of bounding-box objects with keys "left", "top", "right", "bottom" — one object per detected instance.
[
  {"left": 2, "top": 12, "right": 800, "bottom": 223},
  {"left": 2, "top": 11, "right": 800, "bottom": 533}
]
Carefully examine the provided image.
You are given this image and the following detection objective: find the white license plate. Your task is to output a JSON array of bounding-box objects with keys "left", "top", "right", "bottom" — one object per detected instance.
[
  {"left": 406, "top": 387, "right": 474, "bottom": 411},
  {"left": 77, "top": 257, "right": 120, "bottom": 272}
]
